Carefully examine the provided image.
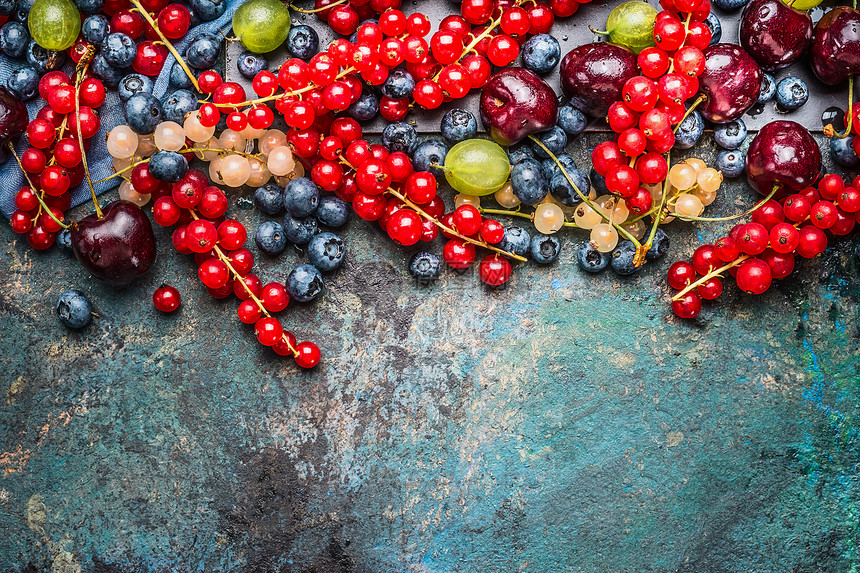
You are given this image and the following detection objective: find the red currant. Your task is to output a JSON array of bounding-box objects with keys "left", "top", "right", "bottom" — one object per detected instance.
[{"left": 153, "top": 284, "right": 181, "bottom": 312}]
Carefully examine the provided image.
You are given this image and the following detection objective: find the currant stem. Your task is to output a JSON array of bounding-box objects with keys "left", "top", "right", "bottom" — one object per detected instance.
[
  {"left": 671, "top": 255, "right": 750, "bottom": 301},
  {"left": 202, "top": 67, "right": 356, "bottom": 109},
  {"left": 673, "top": 94, "right": 706, "bottom": 133},
  {"left": 8, "top": 142, "right": 71, "bottom": 230},
  {"left": 289, "top": 0, "right": 348, "bottom": 12},
  {"left": 129, "top": 0, "right": 200, "bottom": 92},
  {"left": 635, "top": 151, "right": 673, "bottom": 267},
  {"left": 479, "top": 207, "right": 533, "bottom": 221},
  {"left": 430, "top": 4, "right": 516, "bottom": 83},
  {"left": 75, "top": 47, "right": 102, "bottom": 220},
  {"left": 674, "top": 183, "right": 780, "bottom": 222},
  {"left": 94, "top": 145, "right": 259, "bottom": 185},
  {"left": 825, "top": 74, "right": 854, "bottom": 139}
]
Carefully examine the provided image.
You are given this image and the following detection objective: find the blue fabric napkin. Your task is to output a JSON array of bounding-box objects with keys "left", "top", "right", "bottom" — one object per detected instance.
[{"left": 0, "top": 0, "right": 242, "bottom": 219}]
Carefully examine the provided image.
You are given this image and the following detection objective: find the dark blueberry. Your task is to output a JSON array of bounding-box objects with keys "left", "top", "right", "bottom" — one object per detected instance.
[
  {"left": 92, "top": 53, "right": 123, "bottom": 88},
  {"left": 716, "top": 150, "right": 745, "bottom": 178},
  {"left": 674, "top": 110, "right": 704, "bottom": 149},
  {"left": 254, "top": 182, "right": 284, "bottom": 215},
  {"left": 440, "top": 108, "right": 477, "bottom": 143},
  {"left": 81, "top": 15, "right": 109, "bottom": 45},
  {"left": 25, "top": 41, "right": 64, "bottom": 74},
  {"left": 644, "top": 228, "right": 670, "bottom": 261},
  {"left": 118, "top": 73, "right": 154, "bottom": 102},
  {"left": 287, "top": 24, "right": 319, "bottom": 60},
  {"left": 499, "top": 226, "right": 530, "bottom": 257},
  {"left": 758, "top": 73, "right": 776, "bottom": 103},
  {"left": 102, "top": 32, "right": 136, "bottom": 68},
  {"left": 713, "top": 119, "right": 747, "bottom": 150},
  {"left": 531, "top": 126, "right": 567, "bottom": 158},
  {"left": 284, "top": 176, "right": 319, "bottom": 217},
  {"left": 11, "top": 0, "right": 33, "bottom": 22},
  {"left": 283, "top": 214, "right": 318, "bottom": 244},
  {"left": 56, "top": 289, "right": 93, "bottom": 329},
  {"left": 704, "top": 13, "right": 721, "bottom": 45},
  {"left": 775, "top": 76, "right": 808, "bottom": 111},
  {"left": 409, "top": 251, "right": 441, "bottom": 284},
  {"left": 610, "top": 240, "right": 639, "bottom": 275},
  {"left": 286, "top": 264, "right": 324, "bottom": 302},
  {"left": 508, "top": 145, "right": 535, "bottom": 165},
  {"left": 550, "top": 168, "right": 588, "bottom": 206},
  {"left": 315, "top": 196, "right": 350, "bottom": 228},
  {"left": 6, "top": 66, "right": 38, "bottom": 100},
  {"left": 530, "top": 234, "right": 561, "bottom": 264},
  {"left": 412, "top": 139, "right": 448, "bottom": 178},
  {"left": 186, "top": 33, "right": 220, "bottom": 69},
  {"left": 557, "top": 105, "right": 586, "bottom": 136},
  {"left": 381, "top": 68, "right": 415, "bottom": 99},
  {"left": 255, "top": 221, "right": 287, "bottom": 255},
  {"left": 382, "top": 121, "right": 418, "bottom": 154},
  {"left": 237, "top": 51, "right": 267, "bottom": 79},
  {"left": 510, "top": 158, "right": 548, "bottom": 205},
  {"left": 169, "top": 61, "right": 193, "bottom": 89},
  {"left": 347, "top": 92, "right": 378, "bottom": 121},
  {"left": 0, "top": 0, "right": 15, "bottom": 15},
  {"left": 56, "top": 228, "right": 73, "bottom": 256},
  {"left": 125, "top": 92, "right": 163, "bottom": 134},
  {"left": 74, "top": 0, "right": 102, "bottom": 14},
  {"left": 521, "top": 33, "right": 561, "bottom": 74},
  {"left": 576, "top": 241, "right": 609, "bottom": 273},
  {"left": 712, "top": 0, "right": 748, "bottom": 11},
  {"left": 541, "top": 153, "right": 576, "bottom": 181},
  {"left": 831, "top": 135, "right": 860, "bottom": 168},
  {"left": 149, "top": 150, "right": 187, "bottom": 182},
  {"left": 161, "top": 89, "right": 197, "bottom": 124},
  {"left": 307, "top": 231, "right": 345, "bottom": 272},
  {"left": 188, "top": 0, "right": 226, "bottom": 21},
  {"left": 590, "top": 168, "right": 608, "bottom": 195}
]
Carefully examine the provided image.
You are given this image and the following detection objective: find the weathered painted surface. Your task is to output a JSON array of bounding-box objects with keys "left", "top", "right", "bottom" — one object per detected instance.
[{"left": 1, "top": 134, "right": 859, "bottom": 572}]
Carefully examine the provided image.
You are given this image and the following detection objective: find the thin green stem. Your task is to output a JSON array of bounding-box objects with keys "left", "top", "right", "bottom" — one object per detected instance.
[
  {"left": 674, "top": 183, "right": 780, "bottom": 222},
  {"left": 75, "top": 47, "right": 102, "bottom": 219},
  {"left": 673, "top": 95, "right": 706, "bottom": 132},
  {"left": 129, "top": 0, "right": 200, "bottom": 92},
  {"left": 480, "top": 207, "right": 533, "bottom": 221},
  {"left": 290, "top": 0, "right": 348, "bottom": 12}
]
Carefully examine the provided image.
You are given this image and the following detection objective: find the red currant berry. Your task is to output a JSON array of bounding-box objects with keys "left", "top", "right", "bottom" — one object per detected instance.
[
  {"left": 405, "top": 171, "right": 437, "bottom": 204},
  {"left": 218, "top": 219, "right": 247, "bottom": 250},
  {"left": 198, "top": 258, "right": 230, "bottom": 289},
  {"left": 462, "top": 54, "right": 492, "bottom": 89},
  {"left": 26, "top": 225, "right": 56, "bottom": 250},
  {"left": 53, "top": 138, "right": 82, "bottom": 168},
  {"left": 592, "top": 141, "right": 625, "bottom": 176},
  {"left": 111, "top": 9, "right": 144, "bottom": 38},
  {"left": 386, "top": 151, "right": 414, "bottom": 183},
  {"left": 635, "top": 153, "right": 668, "bottom": 185},
  {"left": 186, "top": 219, "right": 218, "bottom": 253},
  {"left": 311, "top": 160, "right": 345, "bottom": 192},
  {"left": 697, "top": 277, "right": 723, "bottom": 300},
  {"left": 431, "top": 30, "right": 464, "bottom": 64},
  {"left": 667, "top": 260, "right": 696, "bottom": 290},
  {"left": 549, "top": 0, "right": 579, "bottom": 17},
  {"left": 438, "top": 64, "right": 471, "bottom": 98},
  {"left": 379, "top": 96, "right": 410, "bottom": 122},
  {"left": 38, "top": 71, "right": 70, "bottom": 102},
  {"left": 501, "top": 6, "right": 531, "bottom": 36},
  {"left": 20, "top": 149, "right": 46, "bottom": 174},
  {"left": 782, "top": 194, "right": 811, "bottom": 222},
  {"left": 685, "top": 21, "right": 712, "bottom": 50},
  {"left": 238, "top": 299, "right": 262, "bottom": 324},
  {"left": 487, "top": 34, "right": 520, "bottom": 67},
  {"left": 328, "top": 4, "right": 359, "bottom": 35},
  {"left": 152, "top": 196, "right": 181, "bottom": 226},
  {"left": 768, "top": 222, "right": 799, "bottom": 254},
  {"left": 617, "top": 128, "right": 647, "bottom": 157},
  {"left": 235, "top": 273, "right": 262, "bottom": 300},
  {"left": 605, "top": 165, "right": 640, "bottom": 197},
  {"left": 229, "top": 248, "right": 254, "bottom": 275},
  {"left": 736, "top": 222, "right": 769, "bottom": 255},
  {"left": 294, "top": 341, "right": 321, "bottom": 368},
  {"left": 40, "top": 166, "right": 70, "bottom": 196},
  {"left": 750, "top": 199, "right": 784, "bottom": 230},
  {"left": 479, "top": 254, "right": 512, "bottom": 286},
  {"left": 443, "top": 238, "right": 476, "bottom": 269},
  {"left": 759, "top": 249, "right": 795, "bottom": 279},
  {"left": 735, "top": 258, "right": 772, "bottom": 295},
  {"left": 526, "top": 1, "right": 555, "bottom": 34},
  {"left": 255, "top": 317, "right": 283, "bottom": 347},
  {"left": 623, "top": 76, "right": 659, "bottom": 112},
  {"left": 132, "top": 41, "right": 168, "bottom": 76},
  {"left": 352, "top": 192, "right": 386, "bottom": 220},
  {"left": 356, "top": 158, "right": 393, "bottom": 195},
  {"left": 157, "top": 3, "right": 190, "bottom": 39},
  {"left": 153, "top": 284, "right": 181, "bottom": 312},
  {"left": 810, "top": 200, "right": 838, "bottom": 229},
  {"left": 387, "top": 209, "right": 423, "bottom": 246},
  {"left": 714, "top": 236, "right": 740, "bottom": 262},
  {"left": 654, "top": 18, "right": 685, "bottom": 51},
  {"left": 626, "top": 187, "right": 653, "bottom": 214},
  {"left": 673, "top": 47, "right": 706, "bottom": 77},
  {"left": 607, "top": 102, "right": 639, "bottom": 133},
  {"left": 638, "top": 47, "right": 670, "bottom": 78},
  {"left": 672, "top": 291, "right": 702, "bottom": 318},
  {"left": 261, "top": 282, "right": 289, "bottom": 312},
  {"left": 406, "top": 12, "right": 431, "bottom": 36},
  {"left": 27, "top": 118, "right": 56, "bottom": 149},
  {"left": 691, "top": 244, "right": 718, "bottom": 275},
  {"left": 10, "top": 210, "right": 33, "bottom": 234},
  {"left": 796, "top": 225, "right": 827, "bottom": 258},
  {"left": 413, "top": 80, "right": 444, "bottom": 109}
]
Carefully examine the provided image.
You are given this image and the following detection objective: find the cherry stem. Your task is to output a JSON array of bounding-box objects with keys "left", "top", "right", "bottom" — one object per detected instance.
[
  {"left": 528, "top": 135, "right": 641, "bottom": 248},
  {"left": 671, "top": 255, "right": 750, "bottom": 301},
  {"left": 189, "top": 209, "right": 299, "bottom": 357},
  {"left": 8, "top": 142, "right": 71, "bottom": 230},
  {"left": 588, "top": 27, "right": 609, "bottom": 35},
  {"left": 129, "top": 0, "right": 200, "bottom": 92},
  {"left": 673, "top": 94, "right": 707, "bottom": 133},
  {"left": 74, "top": 46, "right": 102, "bottom": 220},
  {"left": 479, "top": 207, "right": 533, "bottom": 221},
  {"left": 825, "top": 74, "right": 854, "bottom": 139},
  {"left": 675, "top": 183, "right": 780, "bottom": 222},
  {"left": 202, "top": 67, "right": 356, "bottom": 109},
  {"left": 289, "top": 0, "right": 348, "bottom": 12}
]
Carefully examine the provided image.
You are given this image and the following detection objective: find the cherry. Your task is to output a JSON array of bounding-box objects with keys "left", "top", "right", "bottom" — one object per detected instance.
[{"left": 153, "top": 284, "right": 181, "bottom": 312}]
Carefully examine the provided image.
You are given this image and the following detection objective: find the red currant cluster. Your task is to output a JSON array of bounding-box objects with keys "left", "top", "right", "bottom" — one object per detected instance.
[
  {"left": 668, "top": 174, "right": 860, "bottom": 319},
  {"left": 592, "top": 0, "right": 712, "bottom": 217},
  {"left": 147, "top": 167, "right": 320, "bottom": 367},
  {"left": 9, "top": 71, "right": 106, "bottom": 250}
]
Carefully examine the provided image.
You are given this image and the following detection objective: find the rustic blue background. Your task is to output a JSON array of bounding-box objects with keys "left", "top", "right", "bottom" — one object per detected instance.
[{"left": 1, "top": 134, "right": 859, "bottom": 572}]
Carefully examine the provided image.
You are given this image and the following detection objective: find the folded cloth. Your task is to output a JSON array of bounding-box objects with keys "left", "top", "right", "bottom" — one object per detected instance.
[{"left": 0, "top": 0, "right": 242, "bottom": 219}]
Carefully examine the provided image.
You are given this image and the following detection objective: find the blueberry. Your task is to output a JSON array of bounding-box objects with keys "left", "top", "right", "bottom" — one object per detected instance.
[
  {"left": 161, "top": 89, "right": 197, "bottom": 124},
  {"left": 118, "top": 73, "right": 153, "bottom": 102},
  {"left": 307, "top": 232, "right": 345, "bottom": 272},
  {"left": 92, "top": 54, "right": 123, "bottom": 88},
  {"left": 149, "top": 151, "right": 187, "bottom": 183},
  {"left": 704, "top": 13, "right": 721, "bottom": 45},
  {"left": 716, "top": 150, "right": 746, "bottom": 178},
  {"left": 286, "top": 264, "right": 324, "bottom": 302},
  {"left": 168, "top": 61, "right": 193, "bottom": 89},
  {"left": 412, "top": 139, "right": 448, "bottom": 178},
  {"left": 557, "top": 105, "right": 586, "bottom": 136},
  {"left": 674, "top": 110, "right": 704, "bottom": 149},
  {"left": 102, "top": 32, "right": 136, "bottom": 68},
  {"left": 644, "top": 228, "right": 670, "bottom": 261},
  {"left": 530, "top": 234, "right": 561, "bottom": 264},
  {"left": 550, "top": 168, "right": 588, "bottom": 206},
  {"left": 237, "top": 51, "right": 267, "bottom": 79},
  {"left": 255, "top": 221, "right": 287, "bottom": 255},
  {"left": 590, "top": 168, "right": 608, "bottom": 195},
  {"left": 284, "top": 177, "right": 319, "bottom": 217},
  {"left": 510, "top": 158, "right": 548, "bottom": 205},
  {"left": 531, "top": 126, "right": 567, "bottom": 158},
  {"left": 0, "top": 0, "right": 16, "bottom": 14},
  {"left": 56, "top": 228, "right": 73, "bottom": 256},
  {"left": 758, "top": 73, "right": 776, "bottom": 103},
  {"left": 186, "top": 33, "right": 220, "bottom": 69},
  {"left": 541, "top": 153, "right": 576, "bottom": 181},
  {"left": 712, "top": 0, "right": 748, "bottom": 11},
  {"left": 11, "top": 0, "right": 34, "bottom": 22},
  {"left": 348, "top": 92, "right": 378, "bottom": 121},
  {"left": 25, "top": 41, "right": 64, "bottom": 74},
  {"left": 0, "top": 21, "right": 27, "bottom": 58},
  {"left": 382, "top": 121, "right": 417, "bottom": 154},
  {"left": 776, "top": 76, "right": 808, "bottom": 111},
  {"left": 125, "top": 92, "right": 163, "bottom": 134},
  {"left": 81, "top": 15, "right": 109, "bottom": 45},
  {"left": 577, "top": 241, "right": 609, "bottom": 273},
  {"left": 440, "top": 108, "right": 477, "bottom": 143},
  {"left": 713, "top": 119, "right": 747, "bottom": 150},
  {"left": 56, "top": 289, "right": 93, "bottom": 329},
  {"left": 6, "top": 66, "right": 38, "bottom": 100},
  {"left": 74, "top": 0, "right": 102, "bottom": 14},
  {"left": 381, "top": 68, "right": 415, "bottom": 99},
  {"left": 188, "top": 0, "right": 225, "bottom": 21},
  {"left": 521, "top": 33, "right": 561, "bottom": 74},
  {"left": 315, "top": 196, "right": 349, "bottom": 228},
  {"left": 831, "top": 135, "right": 860, "bottom": 168},
  {"left": 287, "top": 24, "right": 319, "bottom": 60},
  {"left": 610, "top": 240, "right": 639, "bottom": 275},
  {"left": 254, "top": 183, "right": 284, "bottom": 215},
  {"left": 283, "top": 214, "right": 318, "bottom": 244},
  {"left": 409, "top": 251, "right": 441, "bottom": 284},
  {"left": 499, "top": 226, "right": 530, "bottom": 257},
  {"left": 508, "top": 145, "right": 535, "bottom": 165}
]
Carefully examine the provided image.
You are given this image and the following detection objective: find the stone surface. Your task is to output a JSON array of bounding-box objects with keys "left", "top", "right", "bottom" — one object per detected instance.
[{"left": 1, "top": 134, "right": 859, "bottom": 572}]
